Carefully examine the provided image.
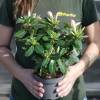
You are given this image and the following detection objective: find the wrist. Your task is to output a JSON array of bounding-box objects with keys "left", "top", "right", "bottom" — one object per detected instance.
[
  {"left": 78, "top": 60, "right": 86, "bottom": 75},
  {"left": 71, "top": 60, "right": 86, "bottom": 78},
  {"left": 12, "top": 65, "right": 24, "bottom": 80}
]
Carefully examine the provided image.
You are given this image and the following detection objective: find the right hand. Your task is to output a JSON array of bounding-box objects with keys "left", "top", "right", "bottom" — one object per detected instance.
[{"left": 15, "top": 68, "right": 45, "bottom": 99}]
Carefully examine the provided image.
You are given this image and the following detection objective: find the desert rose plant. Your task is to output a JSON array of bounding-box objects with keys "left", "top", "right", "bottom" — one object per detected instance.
[{"left": 15, "top": 11, "right": 85, "bottom": 79}]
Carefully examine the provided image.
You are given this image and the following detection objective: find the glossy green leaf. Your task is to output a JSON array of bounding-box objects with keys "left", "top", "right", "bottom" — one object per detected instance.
[
  {"left": 74, "top": 40, "right": 82, "bottom": 53},
  {"left": 57, "top": 40, "right": 65, "bottom": 46},
  {"left": 45, "top": 43, "right": 52, "bottom": 50},
  {"left": 15, "top": 30, "right": 26, "bottom": 38},
  {"left": 35, "top": 45, "right": 44, "bottom": 54},
  {"left": 49, "top": 60, "right": 56, "bottom": 74},
  {"left": 57, "top": 59, "right": 66, "bottom": 74},
  {"left": 68, "top": 52, "right": 79, "bottom": 65},
  {"left": 42, "top": 36, "right": 49, "bottom": 41},
  {"left": 42, "top": 58, "right": 50, "bottom": 68},
  {"left": 25, "top": 46, "right": 34, "bottom": 57},
  {"left": 60, "top": 48, "right": 66, "bottom": 56}
]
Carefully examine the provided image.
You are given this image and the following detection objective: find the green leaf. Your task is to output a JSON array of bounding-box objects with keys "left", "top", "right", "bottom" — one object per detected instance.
[
  {"left": 57, "top": 40, "right": 65, "bottom": 46},
  {"left": 49, "top": 60, "right": 56, "bottom": 74},
  {"left": 60, "top": 48, "right": 66, "bottom": 56},
  {"left": 15, "top": 30, "right": 26, "bottom": 38},
  {"left": 42, "top": 58, "right": 50, "bottom": 68},
  {"left": 36, "top": 34, "right": 43, "bottom": 41},
  {"left": 47, "top": 30, "right": 59, "bottom": 40},
  {"left": 68, "top": 52, "right": 79, "bottom": 65},
  {"left": 45, "top": 43, "right": 52, "bottom": 49},
  {"left": 57, "top": 59, "right": 66, "bottom": 74},
  {"left": 35, "top": 45, "right": 44, "bottom": 54},
  {"left": 25, "top": 46, "right": 34, "bottom": 57},
  {"left": 42, "top": 36, "right": 49, "bottom": 41},
  {"left": 74, "top": 40, "right": 82, "bottom": 53}
]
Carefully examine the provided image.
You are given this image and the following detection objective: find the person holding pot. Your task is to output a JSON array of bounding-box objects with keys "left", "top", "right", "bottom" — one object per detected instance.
[{"left": 0, "top": 0, "right": 100, "bottom": 100}]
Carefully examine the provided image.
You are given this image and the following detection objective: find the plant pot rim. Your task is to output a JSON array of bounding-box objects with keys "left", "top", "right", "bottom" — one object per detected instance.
[{"left": 33, "top": 74, "right": 64, "bottom": 84}]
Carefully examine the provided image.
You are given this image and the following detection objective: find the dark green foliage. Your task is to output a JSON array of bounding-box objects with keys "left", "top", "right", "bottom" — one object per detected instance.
[
  {"left": 25, "top": 46, "right": 34, "bottom": 57},
  {"left": 15, "top": 12, "right": 85, "bottom": 78}
]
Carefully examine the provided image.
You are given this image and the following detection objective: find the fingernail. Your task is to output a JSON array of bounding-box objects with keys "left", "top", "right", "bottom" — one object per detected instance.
[
  {"left": 39, "top": 83, "right": 43, "bottom": 87},
  {"left": 58, "top": 92, "right": 61, "bottom": 97},
  {"left": 58, "top": 82, "right": 61, "bottom": 86},
  {"left": 56, "top": 89, "right": 59, "bottom": 92},
  {"left": 40, "top": 93, "right": 43, "bottom": 97}
]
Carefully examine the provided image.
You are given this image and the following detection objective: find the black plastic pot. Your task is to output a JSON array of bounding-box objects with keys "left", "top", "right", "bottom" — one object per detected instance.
[{"left": 34, "top": 75, "right": 64, "bottom": 100}]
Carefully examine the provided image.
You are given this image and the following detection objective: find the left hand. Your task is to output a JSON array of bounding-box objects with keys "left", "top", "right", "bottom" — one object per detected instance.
[{"left": 56, "top": 62, "right": 83, "bottom": 97}]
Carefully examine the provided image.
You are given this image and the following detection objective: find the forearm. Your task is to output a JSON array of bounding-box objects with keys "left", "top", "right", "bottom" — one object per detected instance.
[
  {"left": 0, "top": 47, "right": 22, "bottom": 79},
  {"left": 74, "top": 42, "right": 99, "bottom": 77}
]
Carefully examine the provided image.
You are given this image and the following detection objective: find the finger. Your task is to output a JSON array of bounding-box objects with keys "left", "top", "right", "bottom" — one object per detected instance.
[
  {"left": 27, "top": 81, "right": 44, "bottom": 98},
  {"left": 58, "top": 66, "right": 78, "bottom": 86},
  {"left": 30, "top": 79, "right": 45, "bottom": 93},
  {"left": 56, "top": 83, "right": 67, "bottom": 93},
  {"left": 58, "top": 74, "right": 71, "bottom": 86},
  {"left": 25, "top": 78, "right": 44, "bottom": 96},
  {"left": 58, "top": 77, "right": 72, "bottom": 90},
  {"left": 28, "top": 85, "right": 43, "bottom": 98},
  {"left": 34, "top": 86, "right": 45, "bottom": 94},
  {"left": 59, "top": 79, "right": 75, "bottom": 97},
  {"left": 58, "top": 84, "right": 72, "bottom": 97},
  {"left": 33, "top": 89, "right": 44, "bottom": 98},
  {"left": 32, "top": 79, "right": 43, "bottom": 87},
  {"left": 58, "top": 74, "right": 75, "bottom": 87},
  {"left": 58, "top": 77, "right": 67, "bottom": 86}
]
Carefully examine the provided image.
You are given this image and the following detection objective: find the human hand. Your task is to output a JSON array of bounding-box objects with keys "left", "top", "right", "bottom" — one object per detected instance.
[
  {"left": 56, "top": 62, "right": 83, "bottom": 97},
  {"left": 15, "top": 68, "right": 45, "bottom": 99}
]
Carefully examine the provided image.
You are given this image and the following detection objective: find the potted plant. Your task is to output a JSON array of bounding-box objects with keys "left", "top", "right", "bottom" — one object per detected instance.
[{"left": 15, "top": 11, "right": 85, "bottom": 99}]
